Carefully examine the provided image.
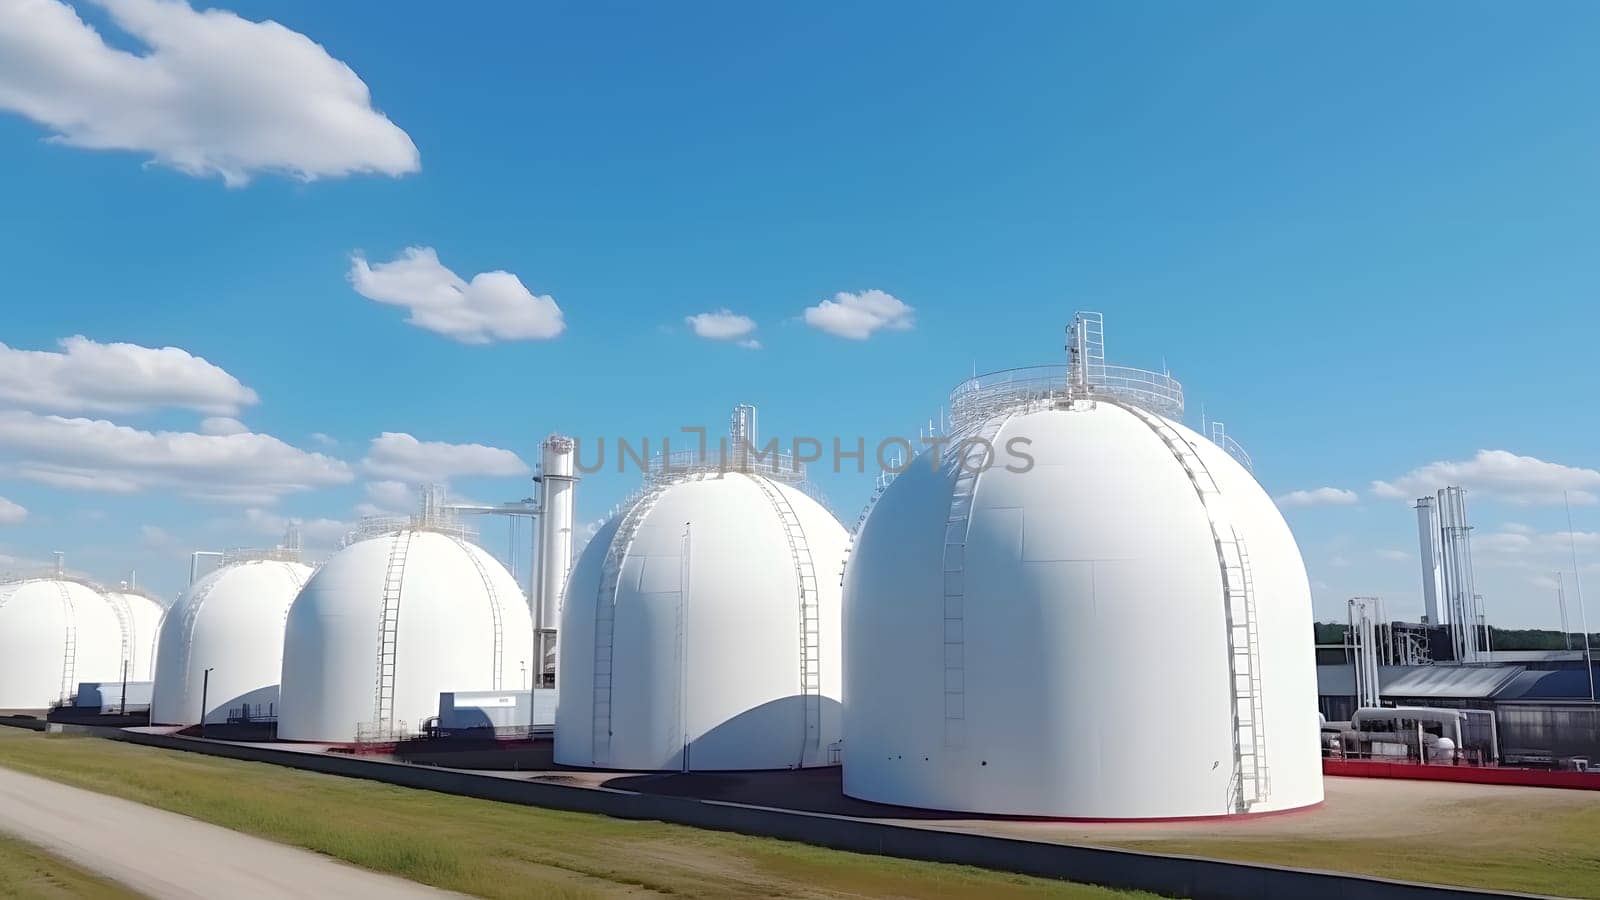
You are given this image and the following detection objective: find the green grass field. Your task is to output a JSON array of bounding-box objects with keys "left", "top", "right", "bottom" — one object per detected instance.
[
  {"left": 0, "top": 730, "right": 1144, "bottom": 899},
  {"left": 1109, "top": 797, "right": 1600, "bottom": 900},
  {"left": 0, "top": 835, "right": 140, "bottom": 900}
]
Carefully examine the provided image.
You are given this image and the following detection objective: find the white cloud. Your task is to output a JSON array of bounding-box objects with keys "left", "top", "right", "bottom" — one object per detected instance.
[
  {"left": 1372, "top": 450, "right": 1600, "bottom": 506},
  {"left": 0, "top": 410, "right": 351, "bottom": 503},
  {"left": 0, "top": 336, "right": 257, "bottom": 415},
  {"left": 360, "top": 432, "right": 528, "bottom": 483},
  {"left": 138, "top": 524, "right": 175, "bottom": 548},
  {"left": 1477, "top": 527, "right": 1600, "bottom": 559},
  {"left": 802, "top": 289, "right": 914, "bottom": 340},
  {"left": 1470, "top": 526, "right": 1600, "bottom": 596},
  {"left": 1475, "top": 530, "right": 1534, "bottom": 555},
  {"left": 199, "top": 416, "right": 249, "bottom": 436},
  {"left": 349, "top": 247, "right": 564, "bottom": 344},
  {"left": 685, "top": 310, "right": 760, "bottom": 348},
  {"left": 0, "top": 496, "right": 26, "bottom": 525},
  {"left": 0, "top": 548, "right": 53, "bottom": 574},
  {"left": 1376, "top": 548, "right": 1410, "bottom": 562},
  {"left": 310, "top": 432, "right": 338, "bottom": 448},
  {"left": 0, "top": 0, "right": 419, "bottom": 186},
  {"left": 1275, "top": 486, "right": 1359, "bottom": 508},
  {"left": 355, "top": 479, "right": 414, "bottom": 517},
  {"left": 242, "top": 507, "right": 348, "bottom": 551}
]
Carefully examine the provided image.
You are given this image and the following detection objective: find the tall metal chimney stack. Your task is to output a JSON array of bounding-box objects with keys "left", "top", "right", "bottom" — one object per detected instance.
[
  {"left": 534, "top": 435, "right": 577, "bottom": 686},
  {"left": 1415, "top": 496, "right": 1443, "bottom": 626}
]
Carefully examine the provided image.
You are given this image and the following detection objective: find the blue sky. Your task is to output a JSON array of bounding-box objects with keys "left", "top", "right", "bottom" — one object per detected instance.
[{"left": 1, "top": 1, "right": 1597, "bottom": 626}]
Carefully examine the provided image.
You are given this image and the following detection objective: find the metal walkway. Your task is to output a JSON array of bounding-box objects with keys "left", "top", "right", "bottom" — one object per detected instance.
[
  {"left": 54, "top": 581, "right": 78, "bottom": 705},
  {"left": 591, "top": 481, "right": 670, "bottom": 766},
  {"left": 104, "top": 589, "right": 133, "bottom": 682},
  {"left": 938, "top": 412, "right": 1013, "bottom": 749},
  {"left": 1122, "top": 403, "right": 1270, "bottom": 812},
  {"left": 372, "top": 530, "right": 413, "bottom": 731},
  {"left": 176, "top": 572, "right": 223, "bottom": 711},
  {"left": 748, "top": 474, "right": 824, "bottom": 766},
  {"left": 454, "top": 537, "right": 505, "bottom": 691}
]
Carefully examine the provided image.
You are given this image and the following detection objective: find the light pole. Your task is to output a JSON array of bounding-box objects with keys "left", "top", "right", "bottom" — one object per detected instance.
[
  {"left": 200, "top": 667, "right": 214, "bottom": 738},
  {"left": 1566, "top": 492, "right": 1595, "bottom": 702},
  {"left": 520, "top": 661, "right": 527, "bottom": 691}
]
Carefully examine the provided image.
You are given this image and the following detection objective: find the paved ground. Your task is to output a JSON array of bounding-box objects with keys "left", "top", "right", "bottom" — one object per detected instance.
[
  {"left": 510, "top": 762, "right": 1600, "bottom": 844},
  {"left": 182, "top": 728, "right": 1600, "bottom": 845},
  {"left": 0, "top": 765, "right": 460, "bottom": 899},
  {"left": 941, "top": 774, "right": 1600, "bottom": 842}
]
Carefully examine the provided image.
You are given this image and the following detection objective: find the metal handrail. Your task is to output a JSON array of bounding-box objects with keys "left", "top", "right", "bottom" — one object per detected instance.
[
  {"left": 642, "top": 446, "right": 807, "bottom": 484},
  {"left": 1208, "top": 422, "right": 1254, "bottom": 474},
  {"left": 349, "top": 514, "right": 477, "bottom": 544},
  {"left": 221, "top": 547, "right": 303, "bottom": 565},
  {"left": 0, "top": 571, "right": 108, "bottom": 592},
  {"left": 1214, "top": 433, "right": 1253, "bottom": 473},
  {"left": 949, "top": 364, "right": 1184, "bottom": 432}
]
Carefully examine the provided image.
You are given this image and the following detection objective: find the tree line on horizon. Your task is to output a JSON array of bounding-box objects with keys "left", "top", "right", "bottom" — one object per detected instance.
[{"left": 1313, "top": 622, "right": 1598, "bottom": 652}]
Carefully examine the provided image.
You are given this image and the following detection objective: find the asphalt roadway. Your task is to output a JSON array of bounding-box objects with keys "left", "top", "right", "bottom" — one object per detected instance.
[{"left": 0, "top": 764, "right": 459, "bottom": 899}]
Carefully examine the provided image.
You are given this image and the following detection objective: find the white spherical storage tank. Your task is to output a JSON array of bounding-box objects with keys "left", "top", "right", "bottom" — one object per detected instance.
[
  {"left": 150, "top": 559, "right": 310, "bottom": 726},
  {"left": 106, "top": 589, "right": 166, "bottom": 682},
  {"left": 843, "top": 317, "right": 1322, "bottom": 819},
  {"left": 0, "top": 578, "right": 128, "bottom": 710},
  {"left": 278, "top": 528, "right": 534, "bottom": 742},
  {"left": 557, "top": 418, "right": 848, "bottom": 771}
]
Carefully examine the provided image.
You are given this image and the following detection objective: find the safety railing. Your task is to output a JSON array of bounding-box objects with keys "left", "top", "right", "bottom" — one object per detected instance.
[
  {"left": 348, "top": 513, "right": 477, "bottom": 544},
  {"left": 642, "top": 446, "right": 808, "bottom": 484},
  {"left": 949, "top": 364, "right": 1184, "bottom": 432}
]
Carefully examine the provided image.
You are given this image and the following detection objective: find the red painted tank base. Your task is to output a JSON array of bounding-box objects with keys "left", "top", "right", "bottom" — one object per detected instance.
[{"left": 1324, "top": 758, "right": 1600, "bottom": 791}]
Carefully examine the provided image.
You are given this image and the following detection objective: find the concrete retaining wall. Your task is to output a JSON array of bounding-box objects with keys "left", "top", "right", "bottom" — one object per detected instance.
[
  {"left": 0, "top": 716, "right": 46, "bottom": 732},
  {"left": 0, "top": 721, "right": 1541, "bottom": 900}
]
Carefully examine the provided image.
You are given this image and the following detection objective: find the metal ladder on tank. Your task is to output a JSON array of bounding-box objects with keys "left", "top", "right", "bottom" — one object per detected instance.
[
  {"left": 55, "top": 581, "right": 78, "bottom": 705},
  {"left": 105, "top": 589, "right": 134, "bottom": 684},
  {"left": 592, "top": 482, "right": 670, "bottom": 766},
  {"left": 1231, "top": 541, "right": 1268, "bottom": 806},
  {"left": 748, "top": 474, "right": 824, "bottom": 766},
  {"left": 177, "top": 572, "right": 223, "bottom": 712},
  {"left": 938, "top": 413, "right": 1013, "bottom": 749},
  {"left": 454, "top": 537, "right": 505, "bottom": 691},
  {"left": 1121, "top": 404, "right": 1270, "bottom": 812},
  {"left": 372, "top": 531, "right": 414, "bottom": 732}
]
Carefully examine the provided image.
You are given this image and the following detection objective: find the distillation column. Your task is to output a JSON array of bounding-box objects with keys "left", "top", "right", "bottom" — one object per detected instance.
[{"left": 535, "top": 435, "right": 577, "bottom": 686}]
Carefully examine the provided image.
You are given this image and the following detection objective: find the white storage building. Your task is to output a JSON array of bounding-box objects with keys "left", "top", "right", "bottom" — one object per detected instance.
[
  {"left": 0, "top": 576, "right": 129, "bottom": 710},
  {"left": 842, "top": 314, "right": 1323, "bottom": 818},
  {"left": 150, "top": 557, "right": 310, "bottom": 726},
  {"left": 556, "top": 406, "right": 848, "bottom": 771},
  {"left": 278, "top": 517, "right": 534, "bottom": 743}
]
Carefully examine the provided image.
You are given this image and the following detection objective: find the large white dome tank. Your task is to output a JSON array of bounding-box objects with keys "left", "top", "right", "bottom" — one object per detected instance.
[
  {"left": 151, "top": 558, "right": 310, "bottom": 726},
  {"left": 842, "top": 315, "right": 1322, "bottom": 819},
  {"left": 278, "top": 526, "right": 534, "bottom": 742},
  {"left": 556, "top": 406, "right": 848, "bottom": 771},
  {"left": 106, "top": 588, "right": 166, "bottom": 682},
  {"left": 0, "top": 577, "right": 127, "bottom": 709}
]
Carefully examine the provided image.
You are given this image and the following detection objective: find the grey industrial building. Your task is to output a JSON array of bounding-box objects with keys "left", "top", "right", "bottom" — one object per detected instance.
[{"left": 1317, "top": 652, "right": 1600, "bottom": 762}]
